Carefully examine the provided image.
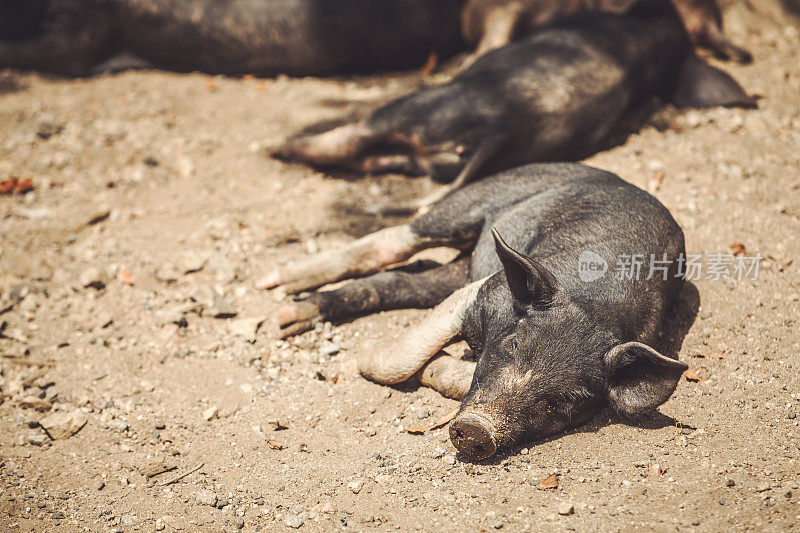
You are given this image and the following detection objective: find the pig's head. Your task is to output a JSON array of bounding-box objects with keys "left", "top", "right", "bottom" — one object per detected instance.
[{"left": 449, "top": 229, "right": 687, "bottom": 460}]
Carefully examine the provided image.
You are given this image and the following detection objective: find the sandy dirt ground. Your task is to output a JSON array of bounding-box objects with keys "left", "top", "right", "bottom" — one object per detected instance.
[{"left": 1, "top": 4, "right": 800, "bottom": 532}]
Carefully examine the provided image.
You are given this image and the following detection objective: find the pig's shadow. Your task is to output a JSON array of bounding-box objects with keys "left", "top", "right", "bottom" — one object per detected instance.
[{"left": 460, "top": 281, "right": 701, "bottom": 465}]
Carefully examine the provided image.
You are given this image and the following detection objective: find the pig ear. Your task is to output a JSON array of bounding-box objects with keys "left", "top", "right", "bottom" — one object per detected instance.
[
  {"left": 673, "top": 55, "right": 756, "bottom": 109},
  {"left": 605, "top": 342, "right": 688, "bottom": 418},
  {"left": 491, "top": 228, "right": 559, "bottom": 308}
]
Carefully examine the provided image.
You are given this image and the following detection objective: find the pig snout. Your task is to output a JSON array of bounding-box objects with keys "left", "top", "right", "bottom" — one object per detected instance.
[{"left": 449, "top": 411, "right": 498, "bottom": 460}]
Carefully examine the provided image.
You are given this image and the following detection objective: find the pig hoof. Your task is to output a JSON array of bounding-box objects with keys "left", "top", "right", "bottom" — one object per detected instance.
[
  {"left": 277, "top": 300, "right": 320, "bottom": 338},
  {"left": 449, "top": 414, "right": 497, "bottom": 460}
]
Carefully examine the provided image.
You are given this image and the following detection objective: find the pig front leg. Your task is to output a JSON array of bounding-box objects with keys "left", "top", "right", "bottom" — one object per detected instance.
[
  {"left": 418, "top": 353, "right": 476, "bottom": 400},
  {"left": 276, "top": 257, "right": 470, "bottom": 338},
  {"left": 259, "top": 224, "right": 435, "bottom": 295},
  {"left": 358, "top": 277, "right": 487, "bottom": 385}
]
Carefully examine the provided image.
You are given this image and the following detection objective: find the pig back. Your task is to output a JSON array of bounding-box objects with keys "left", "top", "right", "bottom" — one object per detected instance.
[{"left": 117, "top": 0, "right": 466, "bottom": 76}]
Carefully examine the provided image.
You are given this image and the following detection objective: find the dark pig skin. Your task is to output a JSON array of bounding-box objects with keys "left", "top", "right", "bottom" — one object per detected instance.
[
  {"left": 274, "top": 0, "right": 754, "bottom": 188},
  {"left": 0, "top": 0, "right": 466, "bottom": 77},
  {"left": 265, "top": 163, "right": 690, "bottom": 459},
  {"left": 461, "top": 0, "right": 752, "bottom": 65}
]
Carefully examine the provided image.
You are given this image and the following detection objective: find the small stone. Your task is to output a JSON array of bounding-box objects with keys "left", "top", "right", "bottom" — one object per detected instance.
[
  {"left": 756, "top": 482, "right": 771, "bottom": 492},
  {"left": 155, "top": 264, "right": 180, "bottom": 283},
  {"left": 155, "top": 518, "right": 166, "bottom": 531},
  {"left": 648, "top": 463, "right": 662, "bottom": 476},
  {"left": 178, "top": 251, "right": 209, "bottom": 274},
  {"left": 79, "top": 267, "right": 107, "bottom": 290},
  {"left": 726, "top": 479, "right": 736, "bottom": 487},
  {"left": 202, "top": 405, "right": 219, "bottom": 421},
  {"left": 443, "top": 454, "right": 456, "bottom": 466},
  {"left": 39, "top": 409, "right": 88, "bottom": 440},
  {"left": 363, "top": 427, "right": 376, "bottom": 437},
  {"left": 319, "top": 343, "right": 340, "bottom": 357},
  {"left": 106, "top": 419, "right": 129, "bottom": 432},
  {"left": 95, "top": 480, "right": 105, "bottom": 491},
  {"left": 787, "top": 411, "right": 796, "bottom": 420},
  {"left": 36, "top": 119, "right": 63, "bottom": 139},
  {"left": 26, "top": 431, "right": 48, "bottom": 446},
  {"left": 196, "top": 489, "right": 218, "bottom": 507},
  {"left": 19, "top": 396, "right": 52, "bottom": 412},
  {"left": 492, "top": 521, "right": 504, "bottom": 529},
  {"left": 235, "top": 516, "right": 245, "bottom": 529},
  {"left": 120, "top": 515, "right": 136, "bottom": 527},
  {"left": 228, "top": 318, "right": 265, "bottom": 340},
  {"left": 284, "top": 514, "right": 304, "bottom": 528},
  {"left": 347, "top": 480, "right": 364, "bottom": 494},
  {"left": 431, "top": 446, "right": 446, "bottom": 459},
  {"left": 557, "top": 502, "right": 574, "bottom": 516}
]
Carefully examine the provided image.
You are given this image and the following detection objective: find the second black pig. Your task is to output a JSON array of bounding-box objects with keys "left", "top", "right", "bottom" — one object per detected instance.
[
  {"left": 274, "top": 0, "right": 753, "bottom": 196},
  {"left": 262, "top": 162, "right": 689, "bottom": 459},
  {"left": 0, "top": 0, "right": 465, "bottom": 77}
]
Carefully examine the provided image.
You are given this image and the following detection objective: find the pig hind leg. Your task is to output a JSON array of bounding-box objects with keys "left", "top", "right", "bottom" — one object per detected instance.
[{"left": 277, "top": 256, "right": 470, "bottom": 338}]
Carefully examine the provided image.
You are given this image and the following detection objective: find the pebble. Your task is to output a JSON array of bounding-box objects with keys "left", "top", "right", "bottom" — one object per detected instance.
[
  {"left": 120, "top": 515, "right": 136, "bottom": 527},
  {"left": 228, "top": 318, "right": 265, "bottom": 340},
  {"left": 284, "top": 514, "right": 304, "bottom": 528},
  {"left": 558, "top": 502, "right": 575, "bottom": 516},
  {"left": 347, "top": 480, "right": 364, "bottom": 494},
  {"left": 235, "top": 517, "right": 245, "bottom": 529},
  {"left": 443, "top": 454, "right": 456, "bottom": 466},
  {"left": 202, "top": 405, "right": 219, "bottom": 421},
  {"left": 196, "top": 489, "right": 218, "bottom": 507},
  {"left": 431, "top": 446, "right": 446, "bottom": 459},
  {"left": 78, "top": 267, "right": 107, "bottom": 290},
  {"left": 26, "top": 431, "right": 49, "bottom": 446},
  {"left": 39, "top": 409, "right": 88, "bottom": 440},
  {"left": 319, "top": 343, "right": 340, "bottom": 357}
]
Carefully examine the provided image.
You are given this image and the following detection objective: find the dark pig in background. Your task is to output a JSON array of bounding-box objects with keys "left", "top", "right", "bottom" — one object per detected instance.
[
  {"left": 273, "top": 0, "right": 754, "bottom": 205},
  {"left": 461, "top": 0, "right": 752, "bottom": 66},
  {"left": 0, "top": 0, "right": 49, "bottom": 41},
  {"left": 0, "top": 0, "right": 465, "bottom": 77},
  {"left": 263, "top": 163, "right": 690, "bottom": 459}
]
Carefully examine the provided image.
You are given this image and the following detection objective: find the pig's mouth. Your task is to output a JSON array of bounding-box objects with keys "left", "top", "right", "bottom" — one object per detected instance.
[{"left": 449, "top": 412, "right": 498, "bottom": 460}]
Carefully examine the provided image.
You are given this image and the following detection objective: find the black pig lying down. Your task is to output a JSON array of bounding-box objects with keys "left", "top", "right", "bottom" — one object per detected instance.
[
  {"left": 263, "top": 163, "right": 689, "bottom": 459},
  {"left": 275, "top": 0, "right": 754, "bottom": 198},
  {"left": 0, "top": 0, "right": 464, "bottom": 77}
]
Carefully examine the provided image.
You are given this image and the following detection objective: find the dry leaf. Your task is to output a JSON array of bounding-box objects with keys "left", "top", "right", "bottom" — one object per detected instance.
[
  {"left": 683, "top": 369, "right": 705, "bottom": 382},
  {"left": 730, "top": 242, "right": 747, "bottom": 256},
  {"left": 0, "top": 177, "right": 33, "bottom": 195},
  {"left": 536, "top": 473, "right": 559, "bottom": 490},
  {"left": 267, "top": 439, "right": 285, "bottom": 450},
  {"left": 118, "top": 267, "right": 135, "bottom": 285}
]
